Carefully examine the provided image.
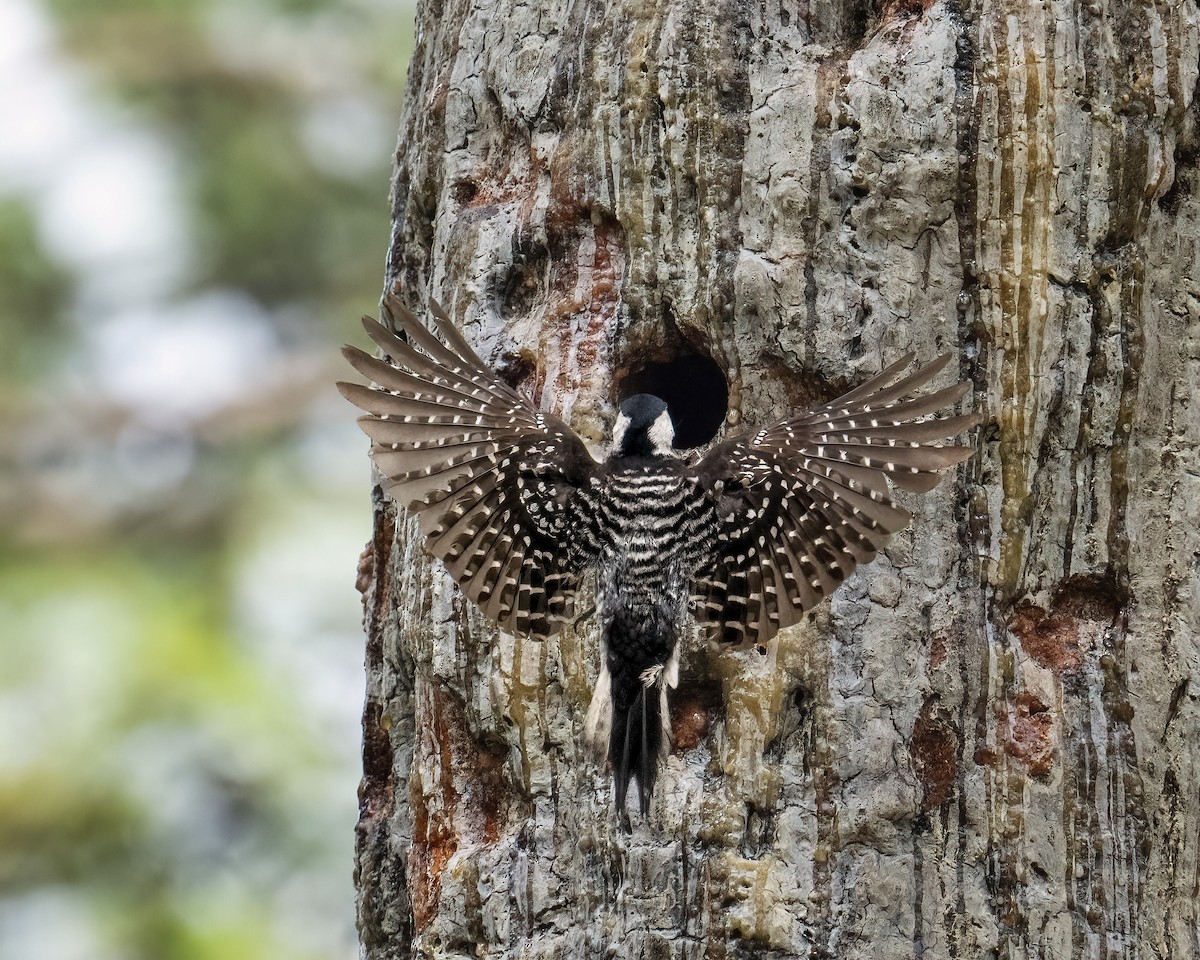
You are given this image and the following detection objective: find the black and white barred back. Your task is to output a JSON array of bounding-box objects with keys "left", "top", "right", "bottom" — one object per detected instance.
[
  {"left": 340, "top": 293, "right": 980, "bottom": 827},
  {"left": 584, "top": 457, "right": 719, "bottom": 819}
]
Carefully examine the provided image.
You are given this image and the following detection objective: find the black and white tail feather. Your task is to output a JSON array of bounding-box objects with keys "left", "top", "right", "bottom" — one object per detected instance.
[{"left": 340, "top": 292, "right": 980, "bottom": 828}]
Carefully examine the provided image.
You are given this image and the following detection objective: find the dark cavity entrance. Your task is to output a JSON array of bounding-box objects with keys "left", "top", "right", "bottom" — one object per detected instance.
[{"left": 618, "top": 350, "right": 729, "bottom": 449}]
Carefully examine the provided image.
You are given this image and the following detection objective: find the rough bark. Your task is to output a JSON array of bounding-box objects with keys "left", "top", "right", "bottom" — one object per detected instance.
[{"left": 353, "top": 1, "right": 1200, "bottom": 957}]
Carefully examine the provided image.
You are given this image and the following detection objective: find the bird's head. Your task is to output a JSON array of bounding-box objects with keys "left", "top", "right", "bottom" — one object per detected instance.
[{"left": 612, "top": 394, "right": 675, "bottom": 458}]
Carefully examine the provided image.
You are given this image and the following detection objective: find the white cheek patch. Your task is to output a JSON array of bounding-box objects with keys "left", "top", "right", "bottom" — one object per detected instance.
[
  {"left": 648, "top": 410, "right": 675, "bottom": 454},
  {"left": 612, "top": 412, "right": 631, "bottom": 454}
]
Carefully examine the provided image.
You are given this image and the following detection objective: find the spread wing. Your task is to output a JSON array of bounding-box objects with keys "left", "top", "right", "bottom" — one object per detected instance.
[
  {"left": 338, "top": 293, "right": 600, "bottom": 639},
  {"left": 691, "top": 353, "right": 979, "bottom": 649}
]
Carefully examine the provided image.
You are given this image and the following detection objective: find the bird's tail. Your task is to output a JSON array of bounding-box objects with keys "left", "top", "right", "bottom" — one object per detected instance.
[{"left": 585, "top": 646, "right": 678, "bottom": 826}]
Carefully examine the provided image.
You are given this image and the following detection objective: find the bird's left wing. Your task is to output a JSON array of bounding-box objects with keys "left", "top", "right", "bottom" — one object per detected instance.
[
  {"left": 338, "top": 294, "right": 600, "bottom": 639},
  {"left": 690, "top": 354, "right": 980, "bottom": 649}
]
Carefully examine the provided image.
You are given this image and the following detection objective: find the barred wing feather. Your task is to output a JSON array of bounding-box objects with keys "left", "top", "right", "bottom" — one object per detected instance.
[
  {"left": 692, "top": 354, "right": 979, "bottom": 649},
  {"left": 338, "top": 294, "right": 599, "bottom": 639}
]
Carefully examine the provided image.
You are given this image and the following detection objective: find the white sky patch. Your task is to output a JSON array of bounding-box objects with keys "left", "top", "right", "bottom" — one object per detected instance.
[
  {"left": 296, "top": 391, "right": 376, "bottom": 488},
  {"left": 0, "top": 891, "right": 115, "bottom": 960},
  {"left": 0, "top": 4, "right": 78, "bottom": 188},
  {"left": 205, "top": 2, "right": 360, "bottom": 90},
  {"left": 0, "top": 0, "right": 191, "bottom": 306},
  {"left": 300, "top": 92, "right": 395, "bottom": 178},
  {"left": 41, "top": 129, "right": 190, "bottom": 300},
  {"left": 230, "top": 485, "right": 366, "bottom": 756},
  {"left": 82, "top": 291, "right": 279, "bottom": 425}
]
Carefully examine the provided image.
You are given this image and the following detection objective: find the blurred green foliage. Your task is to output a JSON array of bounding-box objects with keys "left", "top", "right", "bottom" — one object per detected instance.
[
  {"left": 42, "top": 0, "right": 404, "bottom": 314},
  {"left": 0, "top": 1, "right": 416, "bottom": 958},
  {"left": 0, "top": 199, "right": 71, "bottom": 387}
]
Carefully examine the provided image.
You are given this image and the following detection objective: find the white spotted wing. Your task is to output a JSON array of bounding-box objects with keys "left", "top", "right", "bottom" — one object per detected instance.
[
  {"left": 339, "top": 294, "right": 599, "bottom": 639},
  {"left": 691, "top": 354, "right": 979, "bottom": 648}
]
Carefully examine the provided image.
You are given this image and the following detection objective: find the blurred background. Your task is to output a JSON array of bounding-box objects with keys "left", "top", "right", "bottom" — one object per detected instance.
[{"left": 0, "top": 1, "right": 417, "bottom": 957}]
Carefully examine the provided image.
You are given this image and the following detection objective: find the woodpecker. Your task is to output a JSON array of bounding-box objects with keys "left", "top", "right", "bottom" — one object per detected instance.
[{"left": 339, "top": 293, "right": 979, "bottom": 826}]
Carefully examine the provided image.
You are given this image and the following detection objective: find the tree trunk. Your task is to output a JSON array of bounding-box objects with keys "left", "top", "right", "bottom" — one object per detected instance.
[{"left": 353, "top": 1, "right": 1200, "bottom": 957}]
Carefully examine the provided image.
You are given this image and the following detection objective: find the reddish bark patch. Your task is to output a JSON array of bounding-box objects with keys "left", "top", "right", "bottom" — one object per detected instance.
[
  {"left": 493, "top": 349, "right": 538, "bottom": 393},
  {"left": 355, "top": 539, "right": 374, "bottom": 598},
  {"left": 577, "top": 212, "right": 623, "bottom": 371},
  {"left": 1010, "top": 602, "right": 1081, "bottom": 672},
  {"left": 972, "top": 746, "right": 998, "bottom": 767},
  {"left": 996, "top": 692, "right": 1056, "bottom": 779},
  {"left": 590, "top": 215, "right": 621, "bottom": 305},
  {"left": 409, "top": 685, "right": 509, "bottom": 931},
  {"left": 410, "top": 784, "right": 458, "bottom": 933},
  {"left": 409, "top": 687, "right": 461, "bottom": 932},
  {"left": 359, "top": 698, "right": 395, "bottom": 821},
  {"left": 452, "top": 161, "right": 536, "bottom": 213},
  {"left": 910, "top": 700, "right": 958, "bottom": 811},
  {"left": 357, "top": 503, "right": 397, "bottom": 828},
  {"left": 879, "top": 0, "right": 937, "bottom": 23},
  {"left": 670, "top": 679, "right": 724, "bottom": 752},
  {"left": 1009, "top": 575, "right": 1120, "bottom": 674},
  {"left": 538, "top": 132, "right": 626, "bottom": 376},
  {"left": 928, "top": 630, "right": 950, "bottom": 670},
  {"left": 534, "top": 197, "right": 623, "bottom": 390}
]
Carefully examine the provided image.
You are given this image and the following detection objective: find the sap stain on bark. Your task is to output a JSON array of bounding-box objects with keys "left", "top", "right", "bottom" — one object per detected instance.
[
  {"left": 409, "top": 688, "right": 459, "bottom": 932},
  {"left": 669, "top": 674, "right": 725, "bottom": 752},
  {"left": 910, "top": 697, "right": 958, "bottom": 812},
  {"left": 355, "top": 495, "right": 412, "bottom": 955},
  {"left": 360, "top": 699, "right": 395, "bottom": 822},
  {"left": 1009, "top": 574, "right": 1121, "bottom": 675},
  {"left": 359, "top": 496, "right": 397, "bottom": 824},
  {"left": 409, "top": 684, "right": 508, "bottom": 932},
  {"left": 355, "top": 540, "right": 375, "bottom": 599},
  {"left": 988, "top": 692, "right": 1056, "bottom": 780},
  {"left": 878, "top": 0, "right": 939, "bottom": 24}
]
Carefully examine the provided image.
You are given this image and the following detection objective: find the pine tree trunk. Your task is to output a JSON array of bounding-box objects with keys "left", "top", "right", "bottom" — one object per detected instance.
[{"left": 353, "top": 1, "right": 1200, "bottom": 957}]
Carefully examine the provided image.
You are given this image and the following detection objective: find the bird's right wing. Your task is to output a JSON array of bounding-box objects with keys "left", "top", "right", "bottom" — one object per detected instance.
[
  {"left": 339, "top": 294, "right": 599, "bottom": 639},
  {"left": 690, "top": 354, "right": 980, "bottom": 649}
]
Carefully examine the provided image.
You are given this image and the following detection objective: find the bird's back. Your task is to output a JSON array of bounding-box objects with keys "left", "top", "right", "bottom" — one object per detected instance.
[
  {"left": 585, "top": 457, "right": 715, "bottom": 821},
  {"left": 594, "top": 457, "right": 713, "bottom": 607}
]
